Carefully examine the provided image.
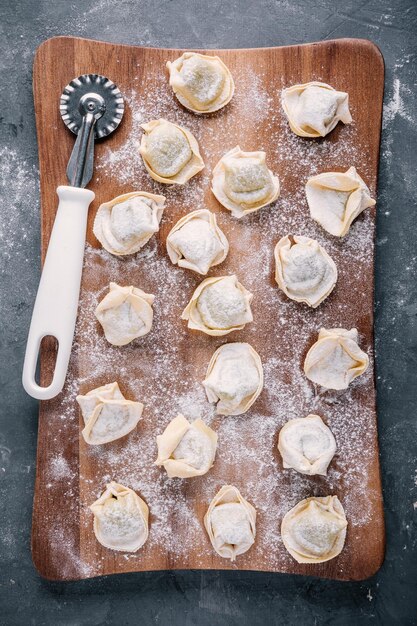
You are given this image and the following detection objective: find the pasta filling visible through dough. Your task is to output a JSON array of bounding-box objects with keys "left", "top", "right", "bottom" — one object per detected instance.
[
  {"left": 295, "top": 86, "right": 339, "bottom": 135},
  {"left": 180, "top": 54, "right": 225, "bottom": 106},
  {"left": 102, "top": 301, "right": 144, "bottom": 336},
  {"left": 282, "top": 82, "right": 352, "bottom": 138},
  {"left": 172, "top": 425, "right": 213, "bottom": 470},
  {"left": 211, "top": 146, "right": 280, "bottom": 218},
  {"left": 145, "top": 122, "right": 192, "bottom": 177},
  {"left": 170, "top": 221, "right": 222, "bottom": 272},
  {"left": 166, "top": 209, "right": 229, "bottom": 275},
  {"left": 225, "top": 159, "right": 273, "bottom": 206},
  {"left": 98, "top": 495, "right": 145, "bottom": 542},
  {"left": 155, "top": 414, "right": 217, "bottom": 478},
  {"left": 208, "top": 357, "right": 258, "bottom": 405},
  {"left": 90, "top": 482, "right": 149, "bottom": 552},
  {"left": 166, "top": 52, "right": 234, "bottom": 113},
  {"left": 90, "top": 403, "right": 130, "bottom": 440},
  {"left": 196, "top": 276, "right": 251, "bottom": 330},
  {"left": 140, "top": 119, "right": 204, "bottom": 185},
  {"left": 204, "top": 485, "right": 257, "bottom": 561},
  {"left": 274, "top": 235, "right": 337, "bottom": 308},
  {"left": 304, "top": 328, "right": 369, "bottom": 390},
  {"left": 210, "top": 503, "right": 254, "bottom": 546},
  {"left": 93, "top": 192, "right": 165, "bottom": 257},
  {"left": 76, "top": 383, "right": 143, "bottom": 446},
  {"left": 95, "top": 283, "right": 155, "bottom": 346},
  {"left": 281, "top": 495, "right": 347, "bottom": 563},
  {"left": 283, "top": 246, "right": 327, "bottom": 293},
  {"left": 293, "top": 505, "right": 345, "bottom": 557},
  {"left": 203, "top": 342, "right": 263, "bottom": 416},
  {"left": 110, "top": 199, "right": 153, "bottom": 243},
  {"left": 305, "top": 167, "right": 376, "bottom": 237},
  {"left": 278, "top": 414, "right": 336, "bottom": 476}
]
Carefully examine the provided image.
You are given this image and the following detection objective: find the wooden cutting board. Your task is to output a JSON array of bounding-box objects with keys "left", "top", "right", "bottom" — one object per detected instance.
[{"left": 31, "top": 36, "right": 385, "bottom": 581}]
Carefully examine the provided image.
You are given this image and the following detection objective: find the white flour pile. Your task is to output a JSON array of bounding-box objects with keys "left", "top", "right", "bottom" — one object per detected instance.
[{"left": 41, "top": 61, "right": 381, "bottom": 578}]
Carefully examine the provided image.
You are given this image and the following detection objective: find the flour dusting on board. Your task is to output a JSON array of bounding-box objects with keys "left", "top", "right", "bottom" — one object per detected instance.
[{"left": 42, "top": 59, "right": 381, "bottom": 577}]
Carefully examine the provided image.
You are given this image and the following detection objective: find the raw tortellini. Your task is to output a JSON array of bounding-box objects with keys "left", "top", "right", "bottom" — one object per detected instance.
[
  {"left": 166, "top": 209, "right": 229, "bottom": 275},
  {"left": 211, "top": 146, "right": 280, "bottom": 218},
  {"left": 304, "top": 328, "right": 369, "bottom": 390},
  {"left": 93, "top": 191, "right": 165, "bottom": 256},
  {"left": 278, "top": 414, "right": 336, "bottom": 476},
  {"left": 281, "top": 495, "right": 347, "bottom": 564},
  {"left": 282, "top": 81, "right": 352, "bottom": 138},
  {"left": 274, "top": 235, "right": 337, "bottom": 308},
  {"left": 155, "top": 414, "right": 217, "bottom": 478},
  {"left": 166, "top": 52, "right": 235, "bottom": 114},
  {"left": 306, "top": 167, "right": 376, "bottom": 237},
  {"left": 90, "top": 482, "right": 149, "bottom": 552},
  {"left": 95, "top": 282, "right": 154, "bottom": 346},
  {"left": 203, "top": 342, "right": 263, "bottom": 416},
  {"left": 139, "top": 119, "right": 204, "bottom": 184},
  {"left": 76, "top": 382, "right": 143, "bottom": 446},
  {"left": 181, "top": 275, "right": 253, "bottom": 336},
  {"left": 204, "top": 485, "right": 256, "bottom": 561}
]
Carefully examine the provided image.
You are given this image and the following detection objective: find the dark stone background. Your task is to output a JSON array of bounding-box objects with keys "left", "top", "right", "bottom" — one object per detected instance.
[{"left": 1, "top": 0, "right": 416, "bottom": 624}]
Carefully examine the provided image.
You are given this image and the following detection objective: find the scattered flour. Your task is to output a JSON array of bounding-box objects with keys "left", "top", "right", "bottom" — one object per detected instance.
[
  {"left": 39, "top": 60, "right": 381, "bottom": 578},
  {"left": 382, "top": 77, "right": 414, "bottom": 130}
]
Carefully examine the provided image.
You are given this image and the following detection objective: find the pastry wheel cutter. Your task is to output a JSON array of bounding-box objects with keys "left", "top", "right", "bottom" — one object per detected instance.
[{"left": 22, "top": 74, "right": 124, "bottom": 399}]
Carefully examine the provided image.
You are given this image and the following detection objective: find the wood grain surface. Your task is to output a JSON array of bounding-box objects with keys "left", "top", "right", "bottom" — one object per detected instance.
[{"left": 31, "top": 36, "right": 385, "bottom": 581}]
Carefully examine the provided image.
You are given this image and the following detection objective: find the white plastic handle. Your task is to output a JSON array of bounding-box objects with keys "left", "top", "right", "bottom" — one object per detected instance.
[{"left": 22, "top": 185, "right": 95, "bottom": 400}]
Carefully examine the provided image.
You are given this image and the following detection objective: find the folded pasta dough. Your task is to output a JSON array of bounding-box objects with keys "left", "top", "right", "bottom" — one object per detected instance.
[
  {"left": 304, "top": 328, "right": 369, "bottom": 390},
  {"left": 274, "top": 235, "right": 337, "bottom": 308},
  {"left": 212, "top": 146, "right": 280, "bottom": 218},
  {"left": 139, "top": 118, "right": 204, "bottom": 184},
  {"left": 282, "top": 81, "right": 352, "bottom": 138},
  {"left": 204, "top": 485, "right": 257, "bottom": 561},
  {"left": 181, "top": 275, "right": 253, "bottom": 336},
  {"left": 281, "top": 495, "right": 347, "bottom": 563},
  {"left": 95, "top": 282, "right": 154, "bottom": 346},
  {"left": 155, "top": 414, "right": 217, "bottom": 478},
  {"left": 76, "top": 382, "right": 123, "bottom": 422},
  {"left": 278, "top": 414, "right": 336, "bottom": 476},
  {"left": 203, "top": 342, "right": 263, "bottom": 416},
  {"left": 305, "top": 167, "right": 376, "bottom": 236},
  {"left": 166, "top": 52, "right": 234, "bottom": 114},
  {"left": 166, "top": 209, "right": 229, "bottom": 275},
  {"left": 76, "top": 382, "right": 143, "bottom": 446},
  {"left": 93, "top": 191, "right": 165, "bottom": 256},
  {"left": 90, "top": 482, "right": 149, "bottom": 552}
]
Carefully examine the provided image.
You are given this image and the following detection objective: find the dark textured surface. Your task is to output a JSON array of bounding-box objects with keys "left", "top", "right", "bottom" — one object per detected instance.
[{"left": 0, "top": 1, "right": 416, "bottom": 624}]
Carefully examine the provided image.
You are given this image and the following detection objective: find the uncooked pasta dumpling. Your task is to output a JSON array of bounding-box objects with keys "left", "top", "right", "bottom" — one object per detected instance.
[
  {"left": 166, "top": 209, "right": 229, "bottom": 275},
  {"left": 274, "top": 235, "right": 337, "bottom": 308},
  {"left": 181, "top": 275, "right": 253, "bottom": 336},
  {"left": 76, "top": 382, "right": 143, "bottom": 445},
  {"left": 278, "top": 414, "right": 336, "bottom": 476},
  {"left": 166, "top": 52, "right": 235, "bottom": 114},
  {"left": 93, "top": 191, "right": 166, "bottom": 256},
  {"left": 95, "top": 282, "right": 154, "bottom": 346},
  {"left": 76, "top": 381, "right": 123, "bottom": 420},
  {"left": 282, "top": 82, "right": 352, "bottom": 138},
  {"left": 306, "top": 167, "right": 376, "bottom": 237},
  {"left": 204, "top": 485, "right": 256, "bottom": 561},
  {"left": 281, "top": 495, "right": 347, "bottom": 563},
  {"left": 203, "top": 343, "right": 263, "bottom": 416},
  {"left": 155, "top": 414, "right": 217, "bottom": 478},
  {"left": 90, "top": 482, "right": 149, "bottom": 552},
  {"left": 139, "top": 119, "right": 204, "bottom": 184},
  {"left": 304, "top": 328, "right": 369, "bottom": 390},
  {"left": 211, "top": 146, "right": 280, "bottom": 218}
]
